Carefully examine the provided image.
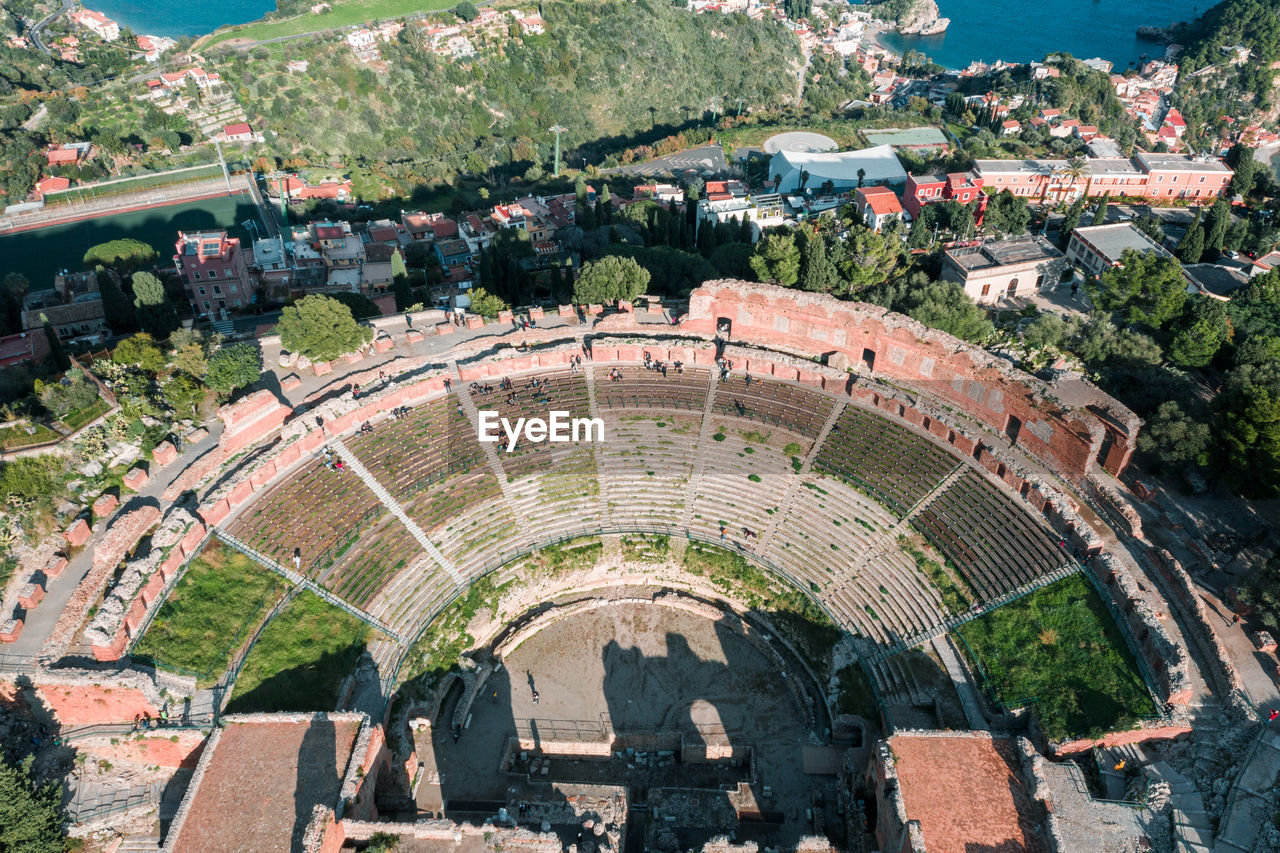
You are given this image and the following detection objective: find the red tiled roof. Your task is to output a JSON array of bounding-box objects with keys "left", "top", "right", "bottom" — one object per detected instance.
[
  {"left": 46, "top": 147, "right": 80, "bottom": 165},
  {"left": 858, "top": 186, "right": 902, "bottom": 215},
  {"left": 223, "top": 122, "right": 252, "bottom": 136},
  {"left": 431, "top": 218, "right": 458, "bottom": 239},
  {"left": 35, "top": 176, "right": 71, "bottom": 194},
  {"left": 314, "top": 225, "right": 345, "bottom": 240},
  {"left": 890, "top": 734, "right": 1046, "bottom": 853}
]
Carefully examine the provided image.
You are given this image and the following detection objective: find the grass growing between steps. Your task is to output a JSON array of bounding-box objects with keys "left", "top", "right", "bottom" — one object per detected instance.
[
  {"left": 399, "top": 573, "right": 501, "bottom": 687},
  {"left": 226, "top": 591, "right": 371, "bottom": 713},
  {"left": 955, "top": 574, "right": 1156, "bottom": 741},
  {"left": 621, "top": 533, "right": 670, "bottom": 563},
  {"left": 898, "top": 536, "right": 972, "bottom": 615},
  {"left": 527, "top": 537, "right": 604, "bottom": 576},
  {"left": 683, "top": 542, "right": 841, "bottom": 677},
  {"left": 133, "top": 541, "right": 286, "bottom": 685}
]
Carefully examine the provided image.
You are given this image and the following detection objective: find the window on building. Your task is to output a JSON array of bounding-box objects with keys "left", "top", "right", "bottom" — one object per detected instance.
[
  {"left": 224, "top": 268, "right": 232, "bottom": 277},
  {"left": 198, "top": 287, "right": 206, "bottom": 296},
  {"left": 208, "top": 269, "right": 217, "bottom": 278},
  {"left": 203, "top": 301, "right": 211, "bottom": 309},
  {"left": 1199, "top": 176, "right": 1205, "bottom": 182},
  {"left": 981, "top": 284, "right": 991, "bottom": 297},
  {"left": 1007, "top": 278, "right": 1019, "bottom": 295},
  {"left": 230, "top": 284, "right": 238, "bottom": 293},
  {"left": 213, "top": 286, "right": 222, "bottom": 296}
]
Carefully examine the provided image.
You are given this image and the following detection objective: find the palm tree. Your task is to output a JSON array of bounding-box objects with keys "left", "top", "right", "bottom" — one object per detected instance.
[{"left": 1053, "top": 155, "right": 1089, "bottom": 203}]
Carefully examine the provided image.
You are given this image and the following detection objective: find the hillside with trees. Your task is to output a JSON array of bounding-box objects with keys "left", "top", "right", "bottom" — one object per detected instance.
[{"left": 219, "top": 0, "right": 801, "bottom": 192}]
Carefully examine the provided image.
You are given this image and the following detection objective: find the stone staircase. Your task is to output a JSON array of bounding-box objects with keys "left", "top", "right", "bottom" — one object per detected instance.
[
  {"left": 331, "top": 437, "right": 463, "bottom": 586},
  {"left": 679, "top": 369, "right": 726, "bottom": 529},
  {"left": 212, "top": 528, "right": 404, "bottom": 642}
]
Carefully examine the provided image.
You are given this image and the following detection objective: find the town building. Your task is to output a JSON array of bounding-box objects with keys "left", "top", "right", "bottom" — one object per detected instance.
[
  {"left": 136, "top": 34, "right": 176, "bottom": 62},
  {"left": 853, "top": 186, "right": 903, "bottom": 232},
  {"left": 973, "top": 152, "right": 1233, "bottom": 202},
  {"left": 1065, "top": 222, "right": 1173, "bottom": 275},
  {"left": 69, "top": 8, "right": 120, "bottom": 41},
  {"left": 769, "top": 144, "right": 908, "bottom": 194},
  {"left": 941, "top": 235, "right": 1067, "bottom": 303},
  {"left": 220, "top": 123, "right": 259, "bottom": 144},
  {"left": 173, "top": 231, "right": 253, "bottom": 316},
  {"left": 902, "top": 171, "right": 988, "bottom": 225},
  {"left": 269, "top": 173, "right": 352, "bottom": 202},
  {"left": 21, "top": 271, "right": 109, "bottom": 343},
  {"left": 45, "top": 142, "right": 92, "bottom": 167}
]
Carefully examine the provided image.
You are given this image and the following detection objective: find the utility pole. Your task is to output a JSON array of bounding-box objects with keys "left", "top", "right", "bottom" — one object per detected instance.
[
  {"left": 550, "top": 124, "right": 567, "bottom": 177},
  {"left": 710, "top": 96, "right": 720, "bottom": 124},
  {"left": 735, "top": 97, "right": 746, "bottom": 117}
]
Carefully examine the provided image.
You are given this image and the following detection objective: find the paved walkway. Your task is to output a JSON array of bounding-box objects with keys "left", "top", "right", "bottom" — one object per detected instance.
[
  {"left": 930, "top": 634, "right": 987, "bottom": 729},
  {"left": 3, "top": 423, "right": 223, "bottom": 664}
]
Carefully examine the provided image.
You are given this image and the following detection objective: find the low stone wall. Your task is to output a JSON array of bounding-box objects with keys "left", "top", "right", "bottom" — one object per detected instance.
[
  {"left": 1052, "top": 721, "right": 1195, "bottom": 756},
  {"left": 42, "top": 504, "right": 162, "bottom": 660},
  {"left": 1084, "top": 474, "right": 1143, "bottom": 540},
  {"left": 83, "top": 505, "right": 203, "bottom": 661},
  {"left": 1148, "top": 548, "right": 1251, "bottom": 717},
  {"left": 1087, "top": 552, "right": 1192, "bottom": 707}
]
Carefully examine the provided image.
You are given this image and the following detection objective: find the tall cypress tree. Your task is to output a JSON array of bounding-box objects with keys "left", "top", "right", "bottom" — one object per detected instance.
[{"left": 96, "top": 269, "right": 137, "bottom": 333}]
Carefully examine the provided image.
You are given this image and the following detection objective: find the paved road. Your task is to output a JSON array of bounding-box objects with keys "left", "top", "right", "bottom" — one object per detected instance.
[
  {"left": 28, "top": 0, "right": 74, "bottom": 57},
  {"left": 606, "top": 144, "right": 729, "bottom": 179},
  {"left": 3, "top": 424, "right": 224, "bottom": 663}
]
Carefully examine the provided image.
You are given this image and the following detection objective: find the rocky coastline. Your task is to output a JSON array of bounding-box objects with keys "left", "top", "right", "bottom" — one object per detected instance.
[{"left": 897, "top": 0, "right": 950, "bottom": 35}]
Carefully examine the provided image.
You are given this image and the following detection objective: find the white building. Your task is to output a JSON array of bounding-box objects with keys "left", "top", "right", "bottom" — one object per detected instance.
[{"left": 768, "top": 144, "right": 908, "bottom": 194}]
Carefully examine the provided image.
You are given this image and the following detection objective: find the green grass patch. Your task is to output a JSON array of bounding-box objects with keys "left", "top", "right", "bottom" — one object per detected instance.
[
  {"left": 712, "top": 432, "right": 726, "bottom": 442},
  {"left": 0, "top": 422, "right": 59, "bottom": 450},
  {"left": 60, "top": 398, "right": 112, "bottom": 432},
  {"left": 226, "top": 590, "right": 371, "bottom": 712},
  {"left": 898, "top": 536, "right": 971, "bottom": 615},
  {"left": 526, "top": 537, "right": 603, "bottom": 577},
  {"left": 741, "top": 429, "right": 769, "bottom": 443},
  {"left": 783, "top": 442, "right": 802, "bottom": 456},
  {"left": 202, "top": 0, "right": 459, "bottom": 48},
  {"left": 621, "top": 533, "right": 670, "bottom": 563},
  {"left": 133, "top": 541, "right": 285, "bottom": 684},
  {"left": 955, "top": 574, "right": 1157, "bottom": 741},
  {"left": 747, "top": 473, "right": 762, "bottom": 483}
]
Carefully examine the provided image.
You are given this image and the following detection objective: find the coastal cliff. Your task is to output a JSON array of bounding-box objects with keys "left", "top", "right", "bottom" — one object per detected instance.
[{"left": 885, "top": 0, "right": 950, "bottom": 36}]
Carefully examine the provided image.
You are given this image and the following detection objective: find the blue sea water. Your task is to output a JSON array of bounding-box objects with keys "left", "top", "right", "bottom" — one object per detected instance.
[
  {"left": 84, "top": 0, "right": 276, "bottom": 38},
  {"left": 874, "top": 0, "right": 1206, "bottom": 71}
]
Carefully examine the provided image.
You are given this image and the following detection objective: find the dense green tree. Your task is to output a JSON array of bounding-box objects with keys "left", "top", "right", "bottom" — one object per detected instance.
[
  {"left": 391, "top": 248, "right": 407, "bottom": 281},
  {"left": 83, "top": 238, "right": 157, "bottom": 270},
  {"left": 899, "top": 281, "right": 994, "bottom": 343},
  {"left": 1204, "top": 200, "right": 1232, "bottom": 256},
  {"left": 1215, "top": 362, "right": 1280, "bottom": 497},
  {"left": 392, "top": 274, "right": 414, "bottom": 313},
  {"left": 40, "top": 314, "right": 69, "bottom": 372},
  {"left": 1090, "top": 191, "right": 1110, "bottom": 227},
  {"left": 1236, "top": 333, "right": 1280, "bottom": 366},
  {"left": 469, "top": 287, "right": 509, "bottom": 318},
  {"left": 800, "top": 232, "right": 837, "bottom": 293},
  {"left": 573, "top": 256, "right": 650, "bottom": 303},
  {"left": 1136, "top": 400, "right": 1212, "bottom": 470},
  {"left": 454, "top": 1, "right": 479, "bottom": 22},
  {"left": 1058, "top": 196, "right": 1088, "bottom": 245},
  {"left": 1166, "top": 295, "right": 1232, "bottom": 368},
  {"left": 0, "top": 755, "right": 65, "bottom": 852},
  {"left": 1093, "top": 250, "right": 1188, "bottom": 329},
  {"left": 206, "top": 343, "right": 262, "bottom": 396},
  {"left": 1022, "top": 313, "right": 1069, "bottom": 351},
  {"left": 277, "top": 295, "right": 374, "bottom": 363},
  {"left": 168, "top": 328, "right": 213, "bottom": 378},
  {"left": 600, "top": 245, "right": 716, "bottom": 296},
  {"left": 708, "top": 242, "right": 755, "bottom": 279},
  {"left": 326, "top": 291, "right": 380, "bottom": 320},
  {"left": 984, "top": 190, "right": 1032, "bottom": 237},
  {"left": 1227, "top": 145, "right": 1259, "bottom": 197},
  {"left": 162, "top": 371, "right": 205, "bottom": 418},
  {"left": 132, "top": 272, "right": 179, "bottom": 339},
  {"left": 112, "top": 332, "right": 166, "bottom": 373},
  {"left": 1177, "top": 223, "right": 1205, "bottom": 264},
  {"left": 831, "top": 224, "right": 906, "bottom": 296},
  {"left": 97, "top": 270, "right": 137, "bottom": 334},
  {"left": 748, "top": 232, "right": 801, "bottom": 286}
]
